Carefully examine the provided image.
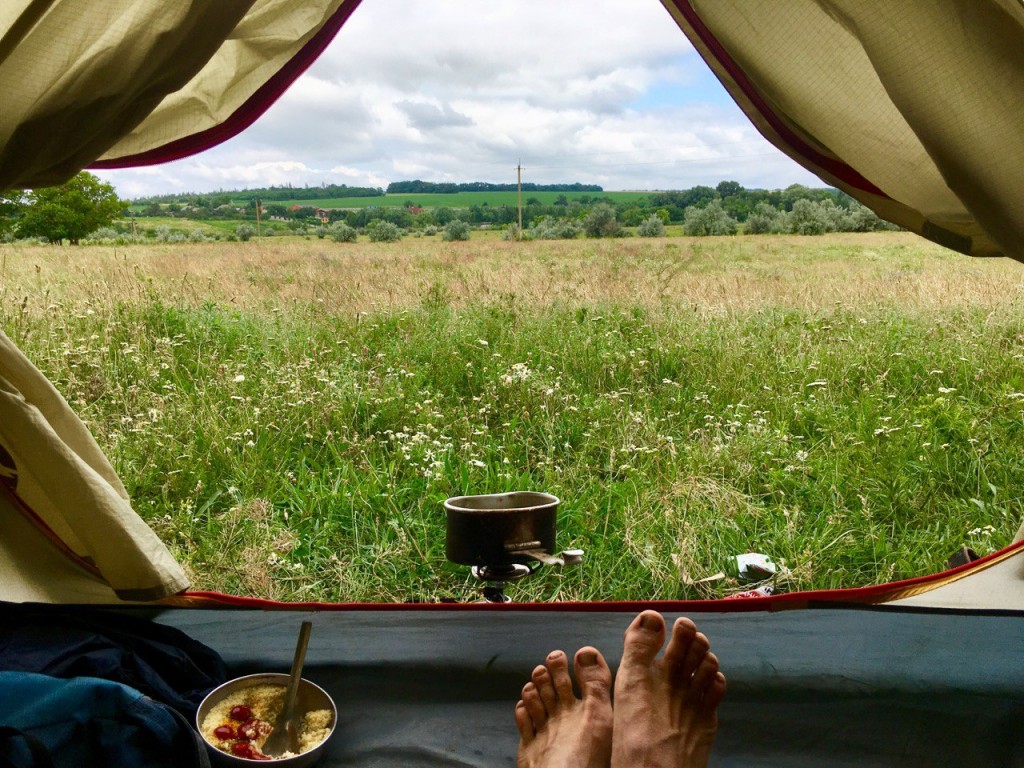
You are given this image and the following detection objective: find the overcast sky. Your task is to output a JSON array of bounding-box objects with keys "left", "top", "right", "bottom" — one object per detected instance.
[{"left": 95, "top": 0, "right": 823, "bottom": 199}]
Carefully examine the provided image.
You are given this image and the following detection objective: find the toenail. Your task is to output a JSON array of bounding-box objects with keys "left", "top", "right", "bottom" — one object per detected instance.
[
  {"left": 640, "top": 613, "right": 661, "bottom": 630},
  {"left": 547, "top": 651, "right": 562, "bottom": 660},
  {"left": 578, "top": 650, "right": 598, "bottom": 667}
]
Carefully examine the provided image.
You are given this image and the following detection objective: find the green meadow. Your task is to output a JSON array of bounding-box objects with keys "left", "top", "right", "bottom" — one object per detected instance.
[
  {"left": 243, "top": 190, "right": 655, "bottom": 209},
  {"left": 2, "top": 232, "right": 1022, "bottom": 602}
]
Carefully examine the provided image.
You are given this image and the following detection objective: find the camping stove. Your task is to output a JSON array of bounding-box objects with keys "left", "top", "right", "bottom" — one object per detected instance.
[
  {"left": 443, "top": 492, "right": 583, "bottom": 602},
  {"left": 471, "top": 562, "right": 537, "bottom": 603}
]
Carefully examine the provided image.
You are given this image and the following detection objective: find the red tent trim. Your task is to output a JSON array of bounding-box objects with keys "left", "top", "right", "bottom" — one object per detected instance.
[
  {"left": 163, "top": 538, "right": 1024, "bottom": 612},
  {"left": 90, "top": 0, "right": 364, "bottom": 169},
  {"left": 668, "top": 0, "right": 889, "bottom": 200}
]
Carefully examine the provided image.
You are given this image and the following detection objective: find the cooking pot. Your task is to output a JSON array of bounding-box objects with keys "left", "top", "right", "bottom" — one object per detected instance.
[{"left": 444, "top": 492, "right": 559, "bottom": 566}]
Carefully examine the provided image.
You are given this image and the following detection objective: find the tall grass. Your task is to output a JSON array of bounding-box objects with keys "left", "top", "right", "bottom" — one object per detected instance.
[{"left": 2, "top": 233, "right": 1023, "bottom": 602}]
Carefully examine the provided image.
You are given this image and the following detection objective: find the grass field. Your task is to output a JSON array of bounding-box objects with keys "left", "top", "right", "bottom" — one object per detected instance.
[
  {"left": 237, "top": 190, "right": 655, "bottom": 209},
  {"left": 2, "top": 232, "right": 1023, "bottom": 602}
]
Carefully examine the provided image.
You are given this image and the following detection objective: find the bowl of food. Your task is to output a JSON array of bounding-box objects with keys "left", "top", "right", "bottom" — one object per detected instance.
[{"left": 196, "top": 673, "right": 336, "bottom": 765}]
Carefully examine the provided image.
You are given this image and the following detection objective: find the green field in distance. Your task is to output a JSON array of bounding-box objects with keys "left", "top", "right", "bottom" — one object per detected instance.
[{"left": 235, "top": 190, "right": 657, "bottom": 209}]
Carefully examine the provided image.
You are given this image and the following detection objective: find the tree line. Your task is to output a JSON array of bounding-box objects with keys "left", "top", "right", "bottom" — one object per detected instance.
[
  {"left": 134, "top": 182, "right": 385, "bottom": 208},
  {"left": 0, "top": 173, "right": 899, "bottom": 245},
  {"left": 385, "top": 180, "right": 603, "bottom": 194}
]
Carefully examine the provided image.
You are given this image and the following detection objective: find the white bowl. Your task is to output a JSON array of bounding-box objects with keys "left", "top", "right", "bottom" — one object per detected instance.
[{"left": 196, "top": 673, "right": 336, "bottom": 766}]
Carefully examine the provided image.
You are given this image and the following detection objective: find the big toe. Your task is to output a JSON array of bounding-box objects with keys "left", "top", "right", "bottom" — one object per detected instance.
[
  {"left": 620, "top": 610, "right": 667, "bottom": 668},
  {"left": 573, "top": 647, "right": 612, "bottom": 705}
]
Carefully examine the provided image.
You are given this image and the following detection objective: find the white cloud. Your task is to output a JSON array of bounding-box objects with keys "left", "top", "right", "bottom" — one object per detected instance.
[{"left": 96, "top": 0, "right": 823, "bottom": 198}]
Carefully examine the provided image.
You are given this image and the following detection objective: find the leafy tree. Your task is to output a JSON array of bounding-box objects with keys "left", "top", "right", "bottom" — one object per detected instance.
[
  {"left": 650, "top": 186, "right": 716, "bottom": 212},
  {"left": 365, "top": 220, "right": 403, "bottom": 243},
  {"left": 787, "top": 199, "right": 830, "bottom": 235},
  {"left": 846, "top": 202, "right": 898, "bottom": 232},
  {"left": 683, "top": 200, "right": 738, "bottom": 236},
  {"left": 17, "top": 173, "right": 124, "bottom": 244},
  {"left": 442, "top": 220, "right": 471, "bottom": 241},
  {"left": 716, "top": 180, "right": 743, "bottom": 198},
  {"left": 583, "top": 203, "right": 621, "bottom": 238},
  {"left": 0, "top": 191, "right": 24, "bottom": 237},
  {"left": 619, "top": 206, "right": 649, "bottom": 227},
  {"left": 432, "top": 207, "right": 456, "bottom": 226},
  {"left": 636, "top": 215, "right": 666, "bottom": 238}
]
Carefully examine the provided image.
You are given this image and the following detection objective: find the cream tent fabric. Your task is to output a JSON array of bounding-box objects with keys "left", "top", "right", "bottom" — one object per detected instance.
[
  {"left": 0, "top": 330, "right": 187, "bottom": 600},
  {"left": 664, "top": 0, "right": 1024, "bottom": 261},
  {"left": 0, "top": 0, "right": 356, "bottom": 189}
]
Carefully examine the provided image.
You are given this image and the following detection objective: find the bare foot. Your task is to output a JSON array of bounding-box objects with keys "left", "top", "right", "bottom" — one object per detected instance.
[
  {"left": 515, "top": 646, "right": 614, "bottom": 768},
  {"left": 611, "top": 611, "right": 726, "bottom": 768}
]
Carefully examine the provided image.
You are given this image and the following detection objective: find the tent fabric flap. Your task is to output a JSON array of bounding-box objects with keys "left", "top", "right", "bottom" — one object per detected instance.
[
  {"left": 0, "top": 330, "right": 187, "bottom": 602},
  {"left": 664, "top": 0, "right": 1024, "bottom": 262},
  {"left": 0, "top": 0, "right": 356, "bottom": 189}
]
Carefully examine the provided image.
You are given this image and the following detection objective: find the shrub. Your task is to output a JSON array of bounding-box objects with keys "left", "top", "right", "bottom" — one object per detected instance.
[
  {"left": 155, "top": 226, "right": 188, "bottom": 243},
  {"left": 442, "top": 220, "right": 471, "bottom": 241},
  {"left": 583, "top": 203, "right": 621, "bottom": 238},
  {"left": 787, "top": 199, "right": 830, "bottom": 235},
  {"left": 329, "top": 222, "right": 358, "bottom": 243},
  {"left": 365, "top": 220, "right": 403, "bottom": 243},
  {"left": 744, "top": 203, "right": 785, "bottom": 234},
  {"left": 188, "top": 228, "right": 208, "bottom": 243},
  {"left": 235, "top": 223, "right": 255, "bottom": 241},
  {"left": 636, "top": 215, "right": 666, "bottom": 238},
  {"left": 847, "top": 202, "right": 899, "bottom": 232},
  {"left": 528, "top": 218, "right": 581, "bottom": 240},
  {"left": 423, "top": 225, "right": 438, "bottom": 236},
  {"left": 683, "top": 200, "right": 738, "bottom": 236},
  {"left": 315, "top": 226, "right": 328, "bottom": 239}
]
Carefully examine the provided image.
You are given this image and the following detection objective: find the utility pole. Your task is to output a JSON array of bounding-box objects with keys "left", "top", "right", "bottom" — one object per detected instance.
[
  {"left": 255, "top": 196, "right": 262, "bottom": 238},
  {"left": 516, "top": 161, "right": 523, "bottom": 241}
]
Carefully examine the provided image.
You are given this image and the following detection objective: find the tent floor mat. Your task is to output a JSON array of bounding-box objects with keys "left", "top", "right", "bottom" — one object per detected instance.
[{"left": 138, "top": 605, "right": 1024, "bottom": 767}]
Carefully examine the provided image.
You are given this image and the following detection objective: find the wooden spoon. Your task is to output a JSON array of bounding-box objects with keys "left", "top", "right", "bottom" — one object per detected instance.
[{"left": 262, "top": 621, "right": 313, "bottom": 757}]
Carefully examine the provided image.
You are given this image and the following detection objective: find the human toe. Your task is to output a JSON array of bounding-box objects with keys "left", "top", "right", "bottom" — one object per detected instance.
[
  {"left": 532, "top": 662, "right": 559, "bottom": 715},
  {"left": 621, "top": 610, "right": 667, "bottom": 667},
  {"left": 521, "top": 681, "right": 547, "bottom": 729},
  {"left": 515, "top": 700, "right": 535, "bottom": 743},
  {"left": 663, "top": 617, "right": 698, "bottom": 678},
  {"left": 679, "top": 631, "right": 711, "bottom": 681},
  {"left": 573, "top": 647, "right": 612, "bottom": 704},
  {"left": 705, "top": 671, "right": 727, "bottom": 711},
  {"left": 545, "top": 650, "right": 575, "bottom": 707},
  {"left": 688, "top": 651, "right": 720, "bottom": 702}
]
